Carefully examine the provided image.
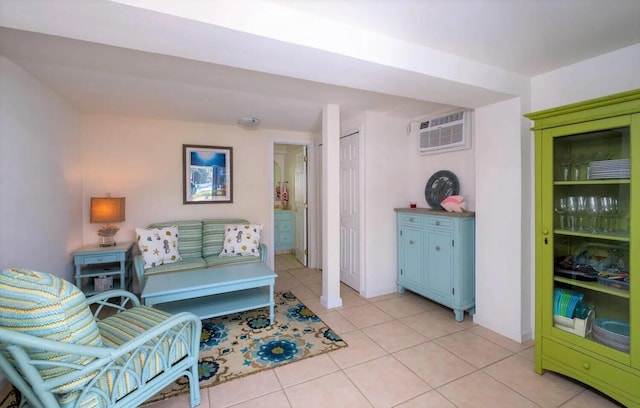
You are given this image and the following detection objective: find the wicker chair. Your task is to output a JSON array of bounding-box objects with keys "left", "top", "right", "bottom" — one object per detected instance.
[{"left": 0, "top": 268, "right": 201, "bottom": 408}]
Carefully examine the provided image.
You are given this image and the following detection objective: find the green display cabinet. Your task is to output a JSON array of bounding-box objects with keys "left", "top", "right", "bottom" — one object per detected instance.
[{"left": 526, "top": 89, "right": 640, "bottom": 407}]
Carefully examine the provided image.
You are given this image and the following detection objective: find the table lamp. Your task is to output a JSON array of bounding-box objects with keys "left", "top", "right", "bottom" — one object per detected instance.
[{"left": 90, "top": 197, "right": 125, "bottom": 247}]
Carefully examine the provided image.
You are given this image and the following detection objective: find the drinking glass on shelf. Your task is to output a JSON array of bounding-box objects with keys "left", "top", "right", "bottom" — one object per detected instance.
[
  {"left": 572, "top": 154, "right": 588, "bottom": 181},
  {"left": 557, "top": 153, "right": 571, "bottom": 181},
  {"left": 576, "top": 196, "right": 587, "bottom": 230},
  {"left": 585, "top": 196, "right": 600, "bottom": 233},
  {"left": 565, "top": 196, "right": 578, "bottom": 230},
  {"left": 599, "top": 196, "right": 614, "bottom": 232},
  {"left": 613, "top": 199, "right": 628, "bottom": 233},
  {"left": 554, "top": 198, "right": 567, "bottom": 230}
]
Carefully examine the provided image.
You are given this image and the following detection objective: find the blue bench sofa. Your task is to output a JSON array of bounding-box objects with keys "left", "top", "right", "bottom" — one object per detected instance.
[{"left": 134, "top": 218, "right": 267, "bottom": 291}]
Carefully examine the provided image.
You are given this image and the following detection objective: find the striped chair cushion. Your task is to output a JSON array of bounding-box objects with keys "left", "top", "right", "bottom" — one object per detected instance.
[
  {"left": 0, "top": 268, "right": 103, "bottom": 393},
  {"left": 55, "top": 307, "right": 193, "bottom": 408},
  {"left": 202, "top": 218, "right": 248, "bottom": 257},
  {"left": 96, "top": 306, "right": 191, "bottom": 399},
  {"left": 149, "top": 220, "right": 203, "bottom": 259}
]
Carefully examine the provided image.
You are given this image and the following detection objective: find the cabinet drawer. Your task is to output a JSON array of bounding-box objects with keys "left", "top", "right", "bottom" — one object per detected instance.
[
  {"left": 399, "top": 214, "right": 424, "bottom": 225},
  {"left": 426, "top": 217, "right": 452, "bottom": 230},
  {"left": 277, "top": 222, "right": 292, "bottom": 232},
  {"left": 76, "top": 254, "right": 119, "bottom": 265},
  {"left": 542, "top": 338, "right": 639, "bottom": 399}
]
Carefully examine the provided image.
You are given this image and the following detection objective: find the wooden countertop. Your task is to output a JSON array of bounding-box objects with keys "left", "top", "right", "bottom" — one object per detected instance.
[{"left": 394, "top": 208, "right": 475, "bottom": 217}]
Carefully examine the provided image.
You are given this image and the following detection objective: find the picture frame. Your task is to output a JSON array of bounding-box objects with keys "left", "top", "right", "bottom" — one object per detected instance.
[{"left": 183, "top": 144, "right": 233, "bottom": 204}]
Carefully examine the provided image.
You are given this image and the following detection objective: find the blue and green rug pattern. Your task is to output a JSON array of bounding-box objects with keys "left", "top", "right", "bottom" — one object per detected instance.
[{"left": 148, "top": 291, "right": 347, "bottom": 403}]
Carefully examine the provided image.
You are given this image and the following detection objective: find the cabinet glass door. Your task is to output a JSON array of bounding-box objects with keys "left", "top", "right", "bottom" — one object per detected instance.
[{"left": 550, "top": 121, "right": 631, "bottom": 354}]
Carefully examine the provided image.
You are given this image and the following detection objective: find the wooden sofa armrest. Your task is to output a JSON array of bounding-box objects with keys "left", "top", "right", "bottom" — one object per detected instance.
[
  {"left": 259, "top": 243, "right": 267, "bottom": 262},
  {"left": 134, "top": 254, "right": 146, "bottom": 292}
]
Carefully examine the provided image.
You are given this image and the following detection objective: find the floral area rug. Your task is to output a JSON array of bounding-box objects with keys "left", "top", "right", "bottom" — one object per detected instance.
[
  {"left": 147, "top": 291, "right": 347, "bottom": 403},
  {"left": 1, "top": 291, "right": 347, "bottom": 407}
]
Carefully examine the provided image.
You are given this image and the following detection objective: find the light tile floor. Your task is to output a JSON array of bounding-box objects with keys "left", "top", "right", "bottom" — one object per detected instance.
[{"left": 146, "top": 254, "right": 624, "bottom": 408}]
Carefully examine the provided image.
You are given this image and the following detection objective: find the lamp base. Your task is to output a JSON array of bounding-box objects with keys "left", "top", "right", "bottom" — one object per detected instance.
[
  {"left": 99, "top": 235, "right": 117, "bottom": 247},
  {"left": 97, "top": 225, "right": 119, "bottom": 247}
]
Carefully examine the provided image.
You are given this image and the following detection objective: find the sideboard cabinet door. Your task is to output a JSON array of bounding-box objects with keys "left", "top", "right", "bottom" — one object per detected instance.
[{"left": 396, "top": 209, "right": 475, "bottom": 321}]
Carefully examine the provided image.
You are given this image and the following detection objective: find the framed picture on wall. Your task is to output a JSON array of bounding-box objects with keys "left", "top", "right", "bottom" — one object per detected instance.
[{"left": 183, "top": 144, "right": 233, "bottom": 204}]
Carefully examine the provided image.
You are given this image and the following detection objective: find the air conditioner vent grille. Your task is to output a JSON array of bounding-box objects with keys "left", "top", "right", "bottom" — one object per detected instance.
[{"left": 418, "top": 110, "right": 471, "bottom": 155}]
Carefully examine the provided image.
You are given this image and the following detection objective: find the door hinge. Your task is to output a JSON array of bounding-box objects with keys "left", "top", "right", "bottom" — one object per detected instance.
[
  {"left": 304, "top": 202, "right": 308, "bottom": 209},
  {"left": 304, "top": 249, "right": 308, "bottom": 255},
  {"left": 304, "top": 155, "right": 309, "bottom": 162}
]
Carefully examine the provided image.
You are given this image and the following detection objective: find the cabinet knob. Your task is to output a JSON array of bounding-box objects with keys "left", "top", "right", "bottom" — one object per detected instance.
[
  {"left": 435, "top": 246, "right": 440, "bottom": 251},
  {"left": 542, "top": 229, "right": 549, "bottom": 235},
  {"left": 409, "top": 240, "right": 415, "bottom": 245},
  {"left": 409, "top": 217, "right": 414, "bottom": 222},
  {"left": 582, "top": 362, "right": 590, "bottom": 370},
  {"left": 435, "top": 220, "right": 440, "bottom": 226}
]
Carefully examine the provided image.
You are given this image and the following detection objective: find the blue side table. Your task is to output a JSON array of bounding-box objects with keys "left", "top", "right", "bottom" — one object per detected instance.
[{"left": 72, "top": 241, "right": 134, "bottom": 295}]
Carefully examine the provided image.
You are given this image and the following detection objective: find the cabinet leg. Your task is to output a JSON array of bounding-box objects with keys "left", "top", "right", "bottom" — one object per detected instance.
[
  {"left": 468, "top": 307, "right": 476, "bottom": 316},
  {"left": 454, "top": 309, "right": 464, "bottom": 322},
  {"left": 397, "top": 285, "right": 405, "bottom": 294}
]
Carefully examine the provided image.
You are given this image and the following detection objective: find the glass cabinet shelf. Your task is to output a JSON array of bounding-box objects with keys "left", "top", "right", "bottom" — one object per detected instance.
[
  {"left": 554, "top": 230, "right": 629, "bottom": 241},
  {"left": 554, "top": 276, "right": 630, "bottom": 299},
  {"left": 555, "top": 179, "right": 630, "bottom": 186}
]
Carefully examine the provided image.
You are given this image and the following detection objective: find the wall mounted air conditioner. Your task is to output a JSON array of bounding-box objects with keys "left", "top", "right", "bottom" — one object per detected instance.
[{"left": 419, "top": 110, "right": 472, "bottom": 155}]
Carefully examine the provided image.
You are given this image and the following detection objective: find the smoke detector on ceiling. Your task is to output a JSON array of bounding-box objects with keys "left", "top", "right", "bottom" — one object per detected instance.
[{"left": 237, "top": 117, "right": 261, "bottom": 128}]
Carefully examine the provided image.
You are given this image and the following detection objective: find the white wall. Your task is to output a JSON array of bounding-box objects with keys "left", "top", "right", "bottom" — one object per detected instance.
[
  {"left": 80, "top": 114, "right": 315, "bottom": 268},
  {"left": 0, "top": 56, "right": 82, "bottom": 280},
  {"left": 531, "top": 44, "right": 640, "bottom": 111},
  {"left": 360, "top": 112, "right": 410, "bottom": 297},
  {"left": 474, "top": 97, "right": 528, "bottom": 341}
]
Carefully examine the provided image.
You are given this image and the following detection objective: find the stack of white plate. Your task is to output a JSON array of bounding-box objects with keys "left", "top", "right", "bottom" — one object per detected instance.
[
  {"left": 592, "top": 318, "right": 629, "bottom": 352},
  {"left": 589, "top": 159, "right": 630, "bottom": 179}
]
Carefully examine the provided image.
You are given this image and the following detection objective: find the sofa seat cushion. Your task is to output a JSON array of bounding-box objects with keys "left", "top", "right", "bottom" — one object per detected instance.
[
  {"left": 202, "top": 218, "right": 249, "bottom": 257},
  {"left": 143, "top": 258, "right": 207, "bottom": 277},
  {"left": 204, "top": 253, "right": 261, "bottom": 268},
  {"left": 0, "top": 268, "right": 104, "bottom": 394},
  {"left": 149, "top": 220, "right": 203, "bottom": 260}
]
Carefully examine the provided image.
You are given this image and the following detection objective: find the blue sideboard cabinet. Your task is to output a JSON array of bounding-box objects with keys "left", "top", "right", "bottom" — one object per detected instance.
[
  {"left": 274, "top": 210, "right": 294, "bottom": 252},
  {"left": 396, "top": 208, "right": 475, "bottom": 321}
]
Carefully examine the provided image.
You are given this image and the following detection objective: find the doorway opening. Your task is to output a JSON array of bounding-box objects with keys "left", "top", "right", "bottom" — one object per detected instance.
[{"left": 273, "top": 143, "right": 309, "bottom": 267}]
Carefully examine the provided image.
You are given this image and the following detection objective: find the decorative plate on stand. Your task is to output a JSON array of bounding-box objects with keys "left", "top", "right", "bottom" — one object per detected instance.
[{"left": 425, "top": 170, "right": 459, "bottom": 209}]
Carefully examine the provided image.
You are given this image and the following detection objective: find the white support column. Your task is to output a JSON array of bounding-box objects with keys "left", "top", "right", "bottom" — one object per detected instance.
[{"left": 321, "top": 104, "right": 343, "bottom": 308}]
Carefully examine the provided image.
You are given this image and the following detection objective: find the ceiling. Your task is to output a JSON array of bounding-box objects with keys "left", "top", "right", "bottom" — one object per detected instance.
[{"left": 1, "top": 0, "right": 639, "bottom": 133}]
